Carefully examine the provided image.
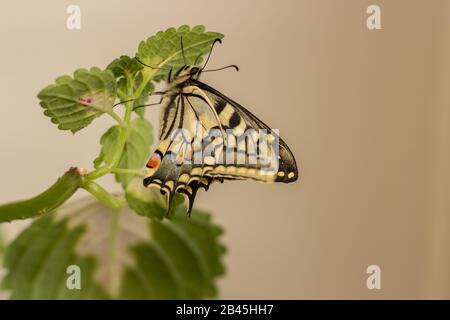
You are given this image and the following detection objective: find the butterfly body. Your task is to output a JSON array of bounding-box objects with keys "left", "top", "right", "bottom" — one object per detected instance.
[{"left": 143, "top": 64, "right": 298, "bottom": 213}]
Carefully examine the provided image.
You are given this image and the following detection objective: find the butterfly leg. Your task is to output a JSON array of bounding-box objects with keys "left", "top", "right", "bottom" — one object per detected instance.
[
  {"left": 133, "top": 96, "right": 164, "bottom": 110},
  {"left": 113, "top": 91, "right": 166, "bottom": 109},
  {"left": 149, "top": 91, "right": 166, "bottom": 96}
]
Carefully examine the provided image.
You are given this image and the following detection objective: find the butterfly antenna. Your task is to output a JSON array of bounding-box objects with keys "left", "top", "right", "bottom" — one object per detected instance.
[
  {"left": 202, "top": 64, "right": 239, "bottom": 73},
  {"left": 134, "top": 57, "right": 171, "bottom": 71},
  {"left": 180, "top": 36, "right": 187, "bottom": 65},
  {"left": 200, "top": 38, "right": 222, "bottom": 71}
]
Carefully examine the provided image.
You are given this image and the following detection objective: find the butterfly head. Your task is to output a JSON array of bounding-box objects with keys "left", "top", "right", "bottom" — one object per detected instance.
[{"left": 170, "top": 65, "right": 202, "bottom": 85}]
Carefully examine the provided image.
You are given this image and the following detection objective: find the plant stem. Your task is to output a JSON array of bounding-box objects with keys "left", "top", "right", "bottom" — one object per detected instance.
[
  {"left": 85, "top": 125, "right": 129, "bottom": 180},
  {"left": 86, "top": 79, "right": 135, "bottom": 181},
  {"left": 132, "top": 69, "right": 155, "bottom": 99},
  {"left": 80, "top": 180, "right": 125, "bottom": 210},
  {"left": 0, "top": 168, "right": 83, "bottom": 223},
  {"left": 110, "top": 168, "right": 146, "bottom": 175},
  {"left": 106, "top": 110, "right": 125, "bottom": 126}
]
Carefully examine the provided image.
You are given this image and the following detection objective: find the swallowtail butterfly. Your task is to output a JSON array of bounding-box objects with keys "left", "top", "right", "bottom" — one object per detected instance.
[{"left": 137, "top": 39, "right": 298, "bottom": 214}]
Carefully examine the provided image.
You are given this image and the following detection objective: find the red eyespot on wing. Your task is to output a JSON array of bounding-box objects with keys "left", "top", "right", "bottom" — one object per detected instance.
[{"left": 146, "top": 152, "right": 161, "bottom": 169}]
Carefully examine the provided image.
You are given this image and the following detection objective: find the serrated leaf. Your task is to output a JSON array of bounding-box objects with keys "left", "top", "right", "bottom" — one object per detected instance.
[
  {"left": 94, "top": 118, "right": 153, "bottom": 187},
  {"left": 137, "top": 25, "right": 224, "bottom": 82},
  {"left": 107, "top": 56, "right": 154, "bottom": 116},
  {"left": 107, "top": 55, "right": 143, "bottom": 79},
  {"left": 0, "top": 213, "right": 108, "bottom": 299},
  {"left": 117, "top": 74, "right": 154, "bottom": 117},
  {"left": 166, "top": 208, "right": 226, "bottom": 279},
  {"left": 1, "top": 197, "right": 225, "bottom": 299},
  {"left": 38, "top": 67, "right": 117, "bottom": 133},
  {"left": 123, "top": 203, "right": 225, "bottom": 299}
]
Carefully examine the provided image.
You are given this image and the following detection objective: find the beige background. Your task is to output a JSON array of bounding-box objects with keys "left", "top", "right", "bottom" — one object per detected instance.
[{"left": 1, "top": 0, "right": 450, "bottom": 299}]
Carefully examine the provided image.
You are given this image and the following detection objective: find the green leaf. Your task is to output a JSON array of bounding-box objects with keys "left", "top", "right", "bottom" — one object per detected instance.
[
  {"left": 38, "top": 67, "right": 117, "bottom": 133},
  {"left": 107, "top": 55, "right": 143, "bottom": 79},
  {"left": 140, "top": 208, "right": 225, "bottom": 299},
  {"left": 0, "top": 168, "right": 83, "bottom": 223},
  {"left": 132, "top": 73, "right": 154, "bottom": 116},
  {"left": 1, "top": 197, "right": 225, "bottom": 299},
  {"left": 166, "top": 208, "right": 226, "bottom": 280},
  {"left": 137, "top": 25, "right": 224, "bottom": 82},
  {"left": 0, "top": 212, "right": 108, "bottom": 299},
  {"left": 107, "top": 56, "right": 154, "bottom": 116},
  {"left": 94, "top": 118, "right": 153, "bottom": 187},
  {"left": 0, "top": 226, "right": 5, "bottom": 258}
]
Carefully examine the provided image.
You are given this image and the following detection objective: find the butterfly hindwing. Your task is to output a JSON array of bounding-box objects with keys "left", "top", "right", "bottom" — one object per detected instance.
[{"left": 144, "top": 79, "right": 298, "bottom": 213}]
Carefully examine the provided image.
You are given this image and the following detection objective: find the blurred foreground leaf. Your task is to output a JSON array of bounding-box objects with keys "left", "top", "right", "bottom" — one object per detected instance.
[
  {"left": 1, "top": 197, "right": 225, "bottom": 299},
  {"left": 125, "top": 177, "right": 186, "bottom": 220},
  {"left": 0, "top": 226, "right": 5, "bottom": 258}
]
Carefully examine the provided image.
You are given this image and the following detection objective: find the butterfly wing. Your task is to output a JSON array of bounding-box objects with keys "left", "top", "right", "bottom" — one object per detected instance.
[
  {"left": 144, "top": 80, "right": 298, "bottom": 213},
  {"left": 190, "top": 80, "right": 298, "bottom": 183}
]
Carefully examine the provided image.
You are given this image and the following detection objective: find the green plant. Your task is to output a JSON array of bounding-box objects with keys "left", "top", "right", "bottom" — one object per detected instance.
[{"left": 0, "top": 25, "right": 226, "bottom": 299}]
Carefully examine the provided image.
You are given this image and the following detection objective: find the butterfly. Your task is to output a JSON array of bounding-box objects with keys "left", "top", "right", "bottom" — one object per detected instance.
[{"left": 136, "top": 39, "right": 298, "bottom": 214}]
